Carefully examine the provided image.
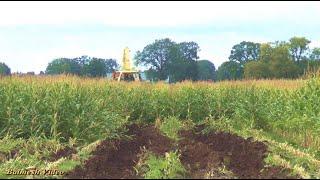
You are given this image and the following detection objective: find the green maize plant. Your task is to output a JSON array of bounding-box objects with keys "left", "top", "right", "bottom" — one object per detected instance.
[{"left": 0, "top": 75, "right": 319, "bottom": 154}]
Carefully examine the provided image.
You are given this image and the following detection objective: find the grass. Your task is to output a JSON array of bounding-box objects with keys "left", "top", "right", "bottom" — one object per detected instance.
[
  {"left": 0, "top": 137, "right": 63, "bottom": 178},
  {"left": 159, "top": 116, "right": 184, "bottom": 141},
  {"left": 135, "top": 150, "right": 186, "bottom": 179}
]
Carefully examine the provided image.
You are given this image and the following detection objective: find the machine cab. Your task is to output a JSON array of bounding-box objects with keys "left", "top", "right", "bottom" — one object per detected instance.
[{"left": 112, "top": 71, "right": 142, "bottom": 82}]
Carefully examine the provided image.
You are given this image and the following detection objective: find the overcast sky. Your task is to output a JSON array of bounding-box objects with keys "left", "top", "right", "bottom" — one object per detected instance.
[{"left": 0, "top": 1, "right": 320, "bottom": 73}]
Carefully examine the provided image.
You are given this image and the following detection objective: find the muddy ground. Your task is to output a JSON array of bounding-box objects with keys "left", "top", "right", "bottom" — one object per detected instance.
[
  {"left": 66, "top": 124, "right": 174, "bottom": 179},
  {"left": 65, "top": 124, "right": 298, "bottom": 179}
]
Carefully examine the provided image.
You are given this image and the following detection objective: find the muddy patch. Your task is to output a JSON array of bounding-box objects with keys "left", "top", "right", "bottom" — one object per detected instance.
[
  {"left": 65, "top": 124, "right": 174, "bottom": 179},
  {"left": 178, "top": 136, "right": 228, "bottom": 178},
  {"left": 198, "top": 132, "right": 267, "bottom": 178},
  {"left": 64, "top": 124, "right": 298, "bottom": 179},
  {"left": 178, "top": 126, "right": 298, "bottom": 179}
]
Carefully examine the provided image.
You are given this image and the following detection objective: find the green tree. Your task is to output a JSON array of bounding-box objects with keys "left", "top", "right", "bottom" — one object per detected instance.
[
  {"left": 74, "top": 55, "right": 92, "bottom": 75},
  {"left": 229, "top": 41, "right": 260, "bottom": 66},
  {"left": 167, "top": 44, "right": 187, "bottom": 82},
  {"left": 84, "top": 58, "right": 108, "bottom": 77},
  {"left": 243, "top": 43, "right": 272, "bottom": 79},
  {"left": 296, "top": 59, "right": 320, "bottom": 75},
  {"left": 177, "top": 42, "right": 199, "bottom": 81},
  {"left": 135, "top": 38, "right": 200, "bottom": 82},
  {"left": 216, "top": 61, "right": 243, "bottom": 81},
  {"left": 259, "top": 43, "right": 273, "bottom": 62},
  {"left": 269, "top": 43, "right": 299, "bottom": 78},
  {"left": 83, "top": 58, "right": 119, "bottom": 77},
  {"left": 244, "top": 61, "right": 270, "bottom": 79},
  {"left": 144, "top": 68, "right": 158, "bottom": 82},
  {"left": 310, "top": 48, "right": 320, "bottom": 61},
  {"left": 0, "top": 62, "right": 11, "bottom": 75},
  {"left": 167, "top": 42, "right": 199, "bottom": 82},
  {"left": 196, "top": 60, "right": 216, "bottom": 81},
  {"left": 46, "top": 56, "right": 119, "bottom": 77},
  {"left": 288, "top": 37, "right": 311, "bottom": 62},
  {"left": 45, "top": 58, "right": 81, "bottom": 75},
  {"left": 249, "top": 42, "right": 300, "bottom": 79},
  {"left": 104, "top": 58, "right": 119, "bottom": 73},
  {"left": 135, "top": 38, "right": 176, "bottom": 80}
]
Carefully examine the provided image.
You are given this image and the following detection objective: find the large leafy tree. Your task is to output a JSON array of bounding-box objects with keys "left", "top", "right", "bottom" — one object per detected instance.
[
  {"left": 135, "top": 38, "right": 200, "bottom": 82},
  {"left": 0, "top": 62, "right": 11, "bottom": 75},
  {"left": 244, "top": 41, "right": 301, "bottom": 79},
  {"left": 84, "top": 58, "right": 118, "bottom": 77},
  {"left": 229, "top": 41, "right": 260, "bottom": 66},
  {"left": 178, "top": 41, "right": 200, "bottom": 80},
  {"left": 84, "top": 58, "right": 108, "bottom": 77},
  {"left": 167, "top": 42, "right": 199, "bottom": 82},
  {"left": 135, "top": 38, "right": 176, "bottom": 80},
  {"left": 288, "top": 37, "right": 311, "bottom": 62},
  {"left": 45, "top": 58, "right": 81, "bottom": 75},
  {"left": 216, "top": 61, "right": 243, "bottom": 81},
  {"left": 144, "top": 68, "right": 158, "bottom": 82},
  {"left": 74, "top": 55, "right": 92, "bottom": 75},
  {"left": 244, "top": 61, "right": 270, "bottom": 79},
  {"left": 178, "top": 42, "right": 200, "bottom": 61},
  {"left": 104, "top": 58, "right": 119, "bottom": 73},
  {"left": 196, "top": 60, "right": 216, "bottom": 81},
  {"left": 269, "top": 43, "right": 299, "bottom": 78},
  {"left": 244, "top": 43, "right": 274, "bottom": 79},
  {"left": 167, "top": 44, "right": 187, "bottom": 82},
  {"left": 259, "top": 43, "right": 273, "bottom": 62}
]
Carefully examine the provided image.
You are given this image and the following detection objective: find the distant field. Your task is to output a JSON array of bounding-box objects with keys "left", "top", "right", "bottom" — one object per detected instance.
[{"left": 0, "top": 75, "right": 319, "bottom": 178}]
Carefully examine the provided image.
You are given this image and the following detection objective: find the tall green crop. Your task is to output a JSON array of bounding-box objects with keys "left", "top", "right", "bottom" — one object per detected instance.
[{"left": 0, "top": 75, "right": 319, "bottom": 152}]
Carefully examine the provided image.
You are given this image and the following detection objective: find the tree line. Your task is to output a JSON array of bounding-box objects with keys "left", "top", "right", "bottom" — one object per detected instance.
[
  {"left": 220, "top": 37, "right": 320, "bottom": 80},
  {"left": 45, "top": 56, "right": 119, "bottom": 77},
  {"left": 134, "top": 37, "right": 320, "bottom": 82},
  {"left": 1, "top": 36, "right": 319, "bottom": 82},
  {"left": 0, "top": 56, "right": 119, "bottom": 77}
]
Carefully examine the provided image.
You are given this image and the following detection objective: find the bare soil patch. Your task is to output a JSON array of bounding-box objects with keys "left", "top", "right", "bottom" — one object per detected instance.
[
  {"left": 65, "top": 124, "right": 298, "bottom": 179},
  {"left": 66, "top": 124, "right": 174, "bottom": 179}
]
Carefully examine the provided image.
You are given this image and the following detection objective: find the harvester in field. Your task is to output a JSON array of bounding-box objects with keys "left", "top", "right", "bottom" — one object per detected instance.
[{"left": 112, "top": 47, "right": 142, "bottom": 82}]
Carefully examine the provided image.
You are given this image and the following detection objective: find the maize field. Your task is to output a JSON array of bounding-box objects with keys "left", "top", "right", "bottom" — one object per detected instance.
[{"left": 0, "top": 75, "right": 320, "bottom": 179}]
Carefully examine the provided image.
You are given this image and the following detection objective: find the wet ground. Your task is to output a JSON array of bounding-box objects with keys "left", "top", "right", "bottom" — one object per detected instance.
[{"left": 65, "top": 124, "right": 298, "bottom": 179}]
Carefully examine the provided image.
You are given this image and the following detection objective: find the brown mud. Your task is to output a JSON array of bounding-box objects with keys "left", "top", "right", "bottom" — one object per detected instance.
[
  {"left": 178, "top": 126, "right": 298, "bottom": 179},
  {"left": 66, "top": 124, "right": 174, "bottom": 179},
  {"left": 65, "top": 124, "right": 299, "bottom": 179}
]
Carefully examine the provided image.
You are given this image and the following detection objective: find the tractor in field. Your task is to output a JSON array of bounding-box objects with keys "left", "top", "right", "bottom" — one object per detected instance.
[
  {"left": 112, "top": 47, "right": 142, "bottom": 82},
  {"left": 112, "top": 70, "right": 142, "bottom": 82}
]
